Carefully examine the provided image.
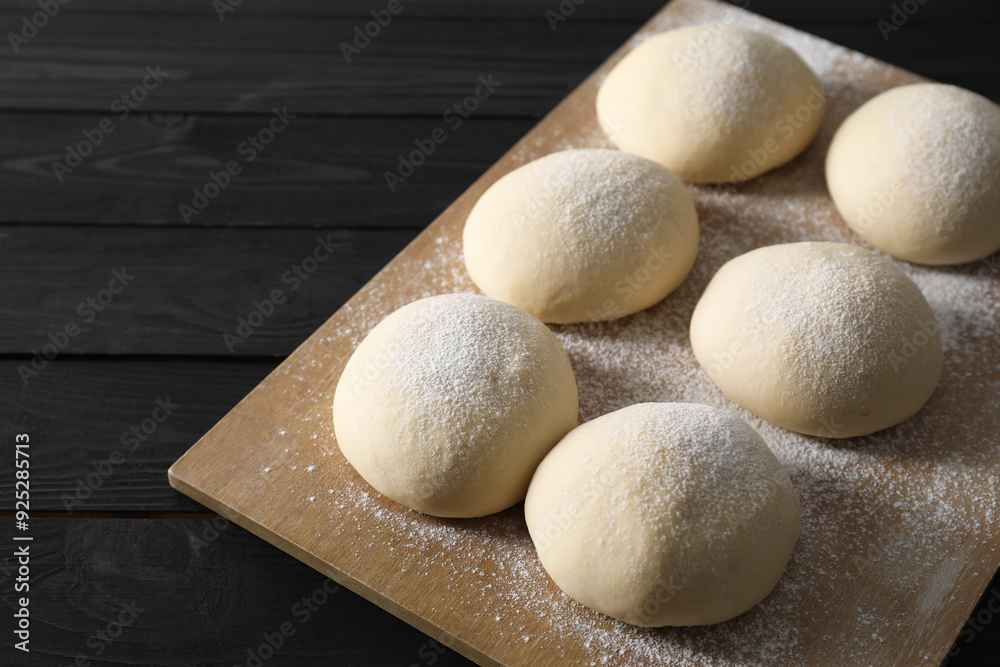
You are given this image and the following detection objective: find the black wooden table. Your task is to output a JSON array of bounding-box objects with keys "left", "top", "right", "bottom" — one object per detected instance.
[{"left": 2, "top": 1, "right": 998, "bottom": 665}]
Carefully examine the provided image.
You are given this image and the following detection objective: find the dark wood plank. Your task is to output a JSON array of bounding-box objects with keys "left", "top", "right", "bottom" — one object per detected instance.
[
  {"left": 0, "top": 360, "right": 276, "bottom": 513},
  {"left": 0, "top": 518, "right": 996, "bottom": 665},
  {"left": 2, "top": 0, "right": 996, "bottom": 22},
  {"left": 0, "top": 12, "right": 647, "bottom": 115},
  {"left": 792, "top": 22, "right": 1000, "bottom": 101},
  {"left": 0, "top": 518, "right": 475, "bottom": 666},
  {"left": 0, "top": 226, "right": 417, "bottom": 355},
  {"left": 746, "top": 0, "right": 1000, "bottom": 22},
  {"left": 0, "top": 1, "right": 995, "bottom": 115},
  {"left": 0, "top": 114, "right": 532, "bottom": 226},
  {"left": 1, "top": 1, "right": 997, "bottom": 664},
  {"left": 0, "top": 0, "right": 662, "bottom": 19}
]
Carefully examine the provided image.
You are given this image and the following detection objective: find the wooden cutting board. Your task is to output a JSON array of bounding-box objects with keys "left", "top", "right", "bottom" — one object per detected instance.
[{"left": 169, "top": 0, "right": 1000, "bottom": 664}]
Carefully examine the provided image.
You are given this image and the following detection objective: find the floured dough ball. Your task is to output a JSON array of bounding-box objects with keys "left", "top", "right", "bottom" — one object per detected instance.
[
  {"left": 525, "top": 402, "right": 800, "bottom": 627},
  {"left": 333, "top": 294, "right": 578, "bottom": 518},
  {"left": 826, "top": 83, "right": 1000, "bottom": 265},
  {"left": 463, "top": 149, "right": 699, "bottom": 323},
  {"left": 690, "top": 242, "right": 942, "bottom": 438},
  {"left": 596, "top": 25, "right": 824, "bottom": 183}
]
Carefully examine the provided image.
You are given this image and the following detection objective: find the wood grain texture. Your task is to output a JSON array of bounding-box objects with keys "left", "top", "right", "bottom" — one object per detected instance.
[
  {"left": 2, "top": 0, "right": 998, "bottom": 665},
  {"left": 0, "top": 226, "right": 416, "bottom": 354},
  {"left": 0, "top": 518, "right": 995, "bottom": 665},
  {"left": 0, "top": 0, "right": 995, "bottom": 115},
  {"left": 0, "top": 115, "right": 532, "bottom": 226},
  {"left": 167, "top": 1, "right": 1000, "bottom": 665},
  {"left": 794, "top": 22, "right": 1000, "bottom": 100},
  {"left": 0, "top": 518, "right": 476, "bottom": 666},
  {"left": 0, "top": 360, "right": 274, "bottom": 512},
  {"left": 0, "top": 13, "right": 645, "bottom": 116},
  {"left": 2, "top": 0, "right": 996, "bottom": 21},
  {"left": 0, "top": 0, "right": 660, "bottom": 18}
]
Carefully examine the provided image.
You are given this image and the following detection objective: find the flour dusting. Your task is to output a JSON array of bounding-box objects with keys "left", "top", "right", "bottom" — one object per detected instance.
[{"left": 253, "top": 0, "right": 1000, "bottom": 664}]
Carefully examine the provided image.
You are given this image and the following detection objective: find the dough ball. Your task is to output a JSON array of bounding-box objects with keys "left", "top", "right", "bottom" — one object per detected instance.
[
  {"left": 333, "top": 294, "right": 578, "bottom": 518},
  {"left": 525, "top": 402, "right": 800, "bottom": 627},
  {"left": 826, "top": 83, "right": 1000, "bottom": 265},
  {"left": 463, "top": 149, "right": 699, "bottom": 323},
  {"left": 690, "top": 242, "right": 942, "bottom": 438},
  {"left": 596, "top": 25, "right": 825, "bottom": 183}
]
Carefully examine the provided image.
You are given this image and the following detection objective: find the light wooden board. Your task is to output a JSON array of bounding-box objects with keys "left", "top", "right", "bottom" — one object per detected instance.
[{"left": 169, "top": 0, "right": 1000, "bottom": 664}]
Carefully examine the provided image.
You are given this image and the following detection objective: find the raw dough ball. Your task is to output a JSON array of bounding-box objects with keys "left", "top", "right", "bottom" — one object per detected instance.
[
  {"left": 333, "top": 294, "right": 578, "bottom": 518},
  {"left": 463, "top": 149, "right": 699, "bottom": 323},
  {"left": 596, "top": 25, "right": 825, "bottom": 183},
  {"left": 690, "top": 242, "right": 942, "bottom": 438},
  {"left": 525, "top": 402, "right": 800, "bottom": 627},
  {"left": 826, "top": 83, "right": 1000, "bottom": 265}
]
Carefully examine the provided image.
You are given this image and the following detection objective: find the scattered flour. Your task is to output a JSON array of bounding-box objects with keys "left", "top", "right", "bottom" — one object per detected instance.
[{"left": 250, "top": 1, "right": 1000, "bottom": 664}]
